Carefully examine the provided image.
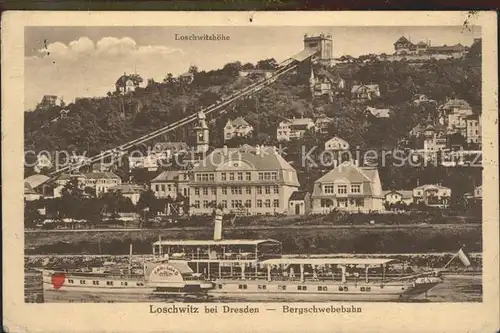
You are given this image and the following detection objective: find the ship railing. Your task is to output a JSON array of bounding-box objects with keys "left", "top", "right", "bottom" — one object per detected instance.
[{"left": 184, "top": 253, "right": 259, "bottom": 261}]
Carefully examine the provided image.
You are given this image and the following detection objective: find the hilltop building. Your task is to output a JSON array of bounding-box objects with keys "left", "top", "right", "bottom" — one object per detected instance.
[
  {"left": 314, "top": 116, "right": 334, "bottom": 135},
  {"left": 188, "top": 145, "right": 300, "bottom": 215},
  {"left": 108, "top": 184, "right": 144, "bottom": 205},
  {"left": 115, "top": 72, "right": 143, "bottom": 95},
  {"left": 303, "top": 33, "right": 335, "bottom": 67},
  {"left": 224, "top": 117, "right": 254, "bottom": 142},
  {"left": 383, "top": 190, "right": 413, "bottom": 207},
  {"left": 351, "top": 84, "right": 381, "bottom": 101},
  {"left": 324, "top": 136, "right": 349, "bottom": 151},
  {"left": 365, "top": 107, "right": 391, "bottom": 119},
  {"left": 309, "top": 67, "right": 346, "bottom": 99},
  {"left": 393, "top": 36, "right": 469, "bottom": 58},
  {"left": 311, "top": 161, "right": 384, "bottom": 213},
  {"left": 276, "top": 118, "right": 315, "bottom": 141}
]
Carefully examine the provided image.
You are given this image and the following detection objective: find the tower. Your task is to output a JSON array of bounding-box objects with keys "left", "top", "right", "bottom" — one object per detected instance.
[
  {"left": 303, "top": 33, "right": 334, "bottom": 67},
  {"left": 309, "top": 66, "right": 316, "bottom": 93},
  {"left": 195, "top": 111, "right": 209, "bottom": 153}
]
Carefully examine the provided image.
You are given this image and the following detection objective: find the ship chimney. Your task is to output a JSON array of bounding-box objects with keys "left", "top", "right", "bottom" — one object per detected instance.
[
  {"left": 213, "top": 208, "right": 223, "bottom": 241},
  {"left": 223, "top": 145, "right": 228, "bottom": 156}
]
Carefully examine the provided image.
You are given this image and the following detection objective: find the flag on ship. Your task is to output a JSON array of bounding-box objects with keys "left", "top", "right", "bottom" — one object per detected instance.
[{"left": 457, "top": 247, "right": 471, "bottom": 267}]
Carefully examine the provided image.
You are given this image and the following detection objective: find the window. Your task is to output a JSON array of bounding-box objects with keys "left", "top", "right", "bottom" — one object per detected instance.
[
  {"left": 257, "top": 200, "right": 263, "bottom": 208},
  {"left": 298, "top": 286, "right": 307, "bottom": 291},
  {"left": 106, "top": 281, "right": 114, "bottom": 286},
  {"left": 222, "top": 187, "right": 227, "bottom": 195},
  {"left": 137, "top": 282, "right": 144, "bottom": 286},
  {"left": 271, "top": 172, "right": 277, "bottom": 180},
  {"left": 246, "top": 186, "right": 252, "bottom": 194},
  {"left": 221, "top": 173, "right": 227, "bottom": 181},
  {"left": 265, "top": 186, "right": 271, "bottom": 194},
  {"left": 258, "top": 285, "right": 267, "bottom": 290},
  {"left": 209, "top": 174, "right": 215, "bottom": 181},
  {"left": 237, "top": 172, "right": 243, "bottom": 181},
  {"left": 194, "top": 200, "right": 200, "bottom": 209},
  {"left": 273, "top": 199, "right": 279, "bottom": 208},
  {"left": 337, "top": 185, "right": 347, "bottom": 194},
  {"left": 167, "top": 185, "right": 172, "bottom": 192},
  {"left": 203, "top": 188, "right": 208, "bottom": 195},
  {"left": 351, "top": 184, "right": 361, "bottom": 193},
  {"left": 93, "top": 281, "right": 99, "bottom": 285},
  {"left": 211, "top": 188, "right": 216, "bottom": 195},
  {"left": 238, "top": 284, "right": 248, "bottom": 289},
  {"left": 265, "top": 199, "right": 271, "bottom": 208},
  {"left": 155, "top": 184, "right": 160, "bottom": 192},
  {"left": 245, "top": 172, "right": 251, "bottom": 181},
  {"left": 221, "top": 200, "right": 227, "bottom": 208},
  {"left": 80, "top": 280, "right": 86, "bottom": 284},
  {"left": 257, "top": 187, "right": 263, "bottom": 194},
  {"left": 273, "top": 186, "right": 279, "bottom": 194},
  {"left": 195, "top": 188, "right": 200, "bottom": 196},
  {"left": 245, "top": 199, "right": 251, "bottom": 208},
  {"left": 236, "top": 200, "right": 242, "bottom": 208},
  {"left": 121, "top": 281, "right": 128, "bottom": 286},
  {"left": 278, "top": 285, "right": 287, "bottom": 291},
  {"left": 203, "top": 200, "right": 209, "bottom": 208},
  {"left": 229, "top": 173, "right": 235, "bottom": 181},
  {"left": 324, "top": 185, "right": 334, "bottom": 194}
]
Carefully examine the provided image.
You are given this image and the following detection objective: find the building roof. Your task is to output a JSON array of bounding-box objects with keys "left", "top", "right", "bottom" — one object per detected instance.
[
  {"left": 414, "top": 184, "right": 451, "bottom": 191},
  {"left": 227, "top": 117, "right": 250, "bottom": 128},
  {"left": 316, "top": 69, "right": 344, "bottom": 85},
  {"left": 416, "top": 41, "right": 428, "bottom": 47},
  {"left": 326, "top": 136, "right": 349, "bottom": 146},
  {"left": 151, "top": 170, "right": 185, "bottom": 183},
  {"left": 440, "top": 99, "right": 472, "bottom": 111},
  {"left": 351, "top": 84, "right": 379, "bottom": 94},
  {"left": 383, "top": 189, "right": 413, "bottom": 199},
  {"left": 116, "top": 73, "right": 143, "bottom": 86},
  {"left": 57, "top": 173, "right": 87, "bottom": 181},
  {"left": 289, "top": 191, "right": 309, "bottom": 201},
  {"left": 24, "top": 182, "right": 37, "bottom": 195},
  {"left": 315, "top": 162, "right": 378, "bottom": 183},
  {"left": 261, "top": 258, "right": 397, "bottom": 266},
  {"left": 281, "top": 117, "right": 314, "bottom": 126},
  {"left": 152, "top": 142, "right": 189, "bottom": 153},
  {"left": 394, "top": 36, "right": 412, "bottom": 46},
  {"left": 192, "top": 145, "right": 298, "bottom": 179},
  {"left": 153, "top": 239, "right": 281, "bottom": 246},
  {"left": 366, "top": 107, "right": 391, "bottom": 118},
  {"left": 85, "top": 172, "right": 121, "bottom": 180},
  {"left": 290, "top": 48, "right": 319, "bottom": 62},
  {"left": 109, "top": 184, "right": 144, "bottom": 194},
  {"left": 24, "top": 174, "right": 50, "bottom": 189}
]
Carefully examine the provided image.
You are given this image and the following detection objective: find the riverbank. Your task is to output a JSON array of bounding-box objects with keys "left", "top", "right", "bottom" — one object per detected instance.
[{"left": 25, "top": 223, "right": 482, "bottom": 255}]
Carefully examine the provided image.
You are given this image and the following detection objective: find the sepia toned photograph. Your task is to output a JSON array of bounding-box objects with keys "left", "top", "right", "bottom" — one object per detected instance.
[
  {"left": 2, "top": 10, "right": 498, "bottom": 333},
  {"left": 22, "top": 24, "right": 484, "bottom": 304}
]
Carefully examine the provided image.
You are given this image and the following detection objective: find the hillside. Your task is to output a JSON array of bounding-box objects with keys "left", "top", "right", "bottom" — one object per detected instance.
[{"left": 24, "top": 55, "right": 482, "bottom": 199}]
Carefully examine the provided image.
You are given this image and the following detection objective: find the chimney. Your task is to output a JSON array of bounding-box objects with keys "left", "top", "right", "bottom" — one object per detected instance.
[{"left": 213, "top": 209, "right": 223, "bottom": 241}]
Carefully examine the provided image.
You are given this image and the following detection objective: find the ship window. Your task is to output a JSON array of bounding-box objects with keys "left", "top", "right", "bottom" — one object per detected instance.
[
  {"left": 137, "top": 282, "right": 144, "bottom": 286},
  {"left": 338, "top": 286, "right": 343, "bottom": 291},
  {"left": 278, "top": 285, "right": 287, "bottom": 291},
  {"left": 366, "top": 287, "right": 371, "bottom": 292},
  {"left": 93, "top": 281, "right": 99, "bottom": 285},
  {"left": 361, "top": 287, "right": 365, "bottom": 291},
  {"left": 218, "top": 284, "right": 223, "bottom": 289},
  {"left": 80, "top": 280, "right": 86, "bottom": 284},
  {"left": 344, "top": 286, "right": 348, "bottom": 292},
  {"left": 68, "top": 279, "right": 74, "bottom": 284},
  {"left": 121, "top": 282, "right": 128, "bottom": 286},
  {"left": 238, "top": 284, "right": 247, "bottom": 290},
  {"left": 106, "top": 281, "right": 114, "bottom": 286}
]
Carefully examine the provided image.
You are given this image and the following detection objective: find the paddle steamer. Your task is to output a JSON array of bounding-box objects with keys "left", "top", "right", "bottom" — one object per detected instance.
[{"left": 42, "top": 210, "right": 444, "bottom": 301}]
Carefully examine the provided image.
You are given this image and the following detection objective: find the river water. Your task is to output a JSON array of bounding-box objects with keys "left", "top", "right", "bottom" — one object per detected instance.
[{"left": 26, "top": 273, "right": 481, "bottom": 303}]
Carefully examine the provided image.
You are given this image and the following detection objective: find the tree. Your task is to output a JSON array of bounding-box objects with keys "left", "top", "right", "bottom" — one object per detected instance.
[
  {"left": 136, "top": 189, "right": 158, "bottom": 227},
  {"left": 256, "top": 58, "right": 278, "bottom": 70}
]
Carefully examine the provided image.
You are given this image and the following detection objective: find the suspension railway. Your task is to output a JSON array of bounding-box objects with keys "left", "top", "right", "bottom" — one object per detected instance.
[{"left": 39, "top": 48, "right": 319, "bottom": 187}]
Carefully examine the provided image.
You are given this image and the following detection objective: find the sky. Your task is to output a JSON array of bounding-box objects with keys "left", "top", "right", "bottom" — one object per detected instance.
[{"left": 25, "top": 25, "right": 481, "bottom": 110}]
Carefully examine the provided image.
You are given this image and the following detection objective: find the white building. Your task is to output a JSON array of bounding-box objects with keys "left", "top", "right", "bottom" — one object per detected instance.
[
  {"left": 109, "top": 184, "right": 145, "bottom": 205},
  {"left": 311, "top": 161, "right": 384, "bottom": 214},
  {"left": 383, "top": 190, "right": 413, "bottom": 206},
  {"left": 276, "top": 118, "right": 315, "bottom": 141},
  {"left": 413, "top": 184, "right": 451, "bottom": 208},
  {"left": 224, "top": 117, "right": 254, "bottom": 142},
  {"left": 189, "top": 145, "right": 299, "bottom": 215},
  {"left": 325, "top": 136, "right": 349, "bottom": 151}
]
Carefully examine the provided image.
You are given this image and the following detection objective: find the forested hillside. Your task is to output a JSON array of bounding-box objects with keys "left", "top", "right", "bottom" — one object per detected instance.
[{"left": 25, "top": 49, "right": 482, "bottom": 202}]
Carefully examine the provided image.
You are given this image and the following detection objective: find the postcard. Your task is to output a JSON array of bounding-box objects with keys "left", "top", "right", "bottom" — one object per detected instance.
[{"left": 2, "top": 10, "right": 499, "bottom": 333}]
